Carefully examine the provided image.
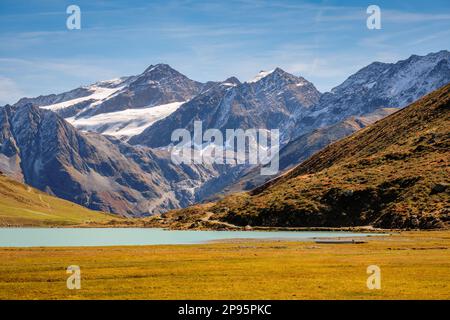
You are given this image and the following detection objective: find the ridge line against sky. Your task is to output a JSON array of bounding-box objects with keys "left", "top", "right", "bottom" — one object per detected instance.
[{"left": 0, "top": 0, "right": 450, "bottom": 105}]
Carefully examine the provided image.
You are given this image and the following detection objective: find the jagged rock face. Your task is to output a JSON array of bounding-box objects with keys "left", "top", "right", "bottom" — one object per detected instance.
[
  {"left": 128, "top": 77, "right": 242, "bottom": 147},
  {"left": 291, "top": 51, "right": 450, "bottom": 158},
  {"left": 0, "top": 107, "right": 23, "bottom": 181},
  {"left": 0, "top": 104, "right": 236, "bottom": 216},
  {"left": 129, "top": 68, "right": 321, "bottom": 147},
  {"left": 295, "top": 50, "right": 450, "bottom": 136},
  {"left": 14, "top": 87, "right": 94, "bottom": 109},
  {"left": 77, "top": 64, "right": 204, "bottom": 117},
  {"left": 14, "top": 77, "right": 133, "bottom": 112}
]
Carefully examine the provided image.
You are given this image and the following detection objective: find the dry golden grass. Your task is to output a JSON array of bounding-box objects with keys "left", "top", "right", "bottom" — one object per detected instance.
[{"left": 0, "top": 230, "right": 448, "bottom": 299}]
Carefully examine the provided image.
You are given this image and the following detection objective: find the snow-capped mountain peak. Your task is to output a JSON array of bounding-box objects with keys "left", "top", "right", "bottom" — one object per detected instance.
[
  {"left": 40, "top": 83, "right": 125, "bottom": 112},
  {"left": 295, "top": 50, "right": 450, "bottom": 138},
  {"left": 221, "top": 76, "right": 241, "bottom": 87},
  {"left": 137, "top": 63, "right": 191, "bottom": 83},
  {"left": 143, "top": 63, "right": 174, "bottom": 73},
  {"left": 247, "top": 67, "right": 313, "bottom": 91},
  {"left": 93, "top": 76, "right": 133, "bottom": 89},
  {"left": 12, "top": 64, "right": 204, "bottom": 139},
  {"left": 248, "top": 69, "right": 276, "bottom": 83}
]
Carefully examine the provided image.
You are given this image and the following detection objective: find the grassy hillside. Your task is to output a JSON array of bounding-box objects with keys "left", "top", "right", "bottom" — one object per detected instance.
[
  {"left": 0, "top": 174, "right": 115, "bottom": 226},
  {"left": 165, "top": 84, "right": 450, "bottom": 229}
]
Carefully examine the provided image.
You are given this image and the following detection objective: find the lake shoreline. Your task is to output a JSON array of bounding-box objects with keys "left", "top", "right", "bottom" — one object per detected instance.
[
  {"left": 2, "top": 201, "right": 447, "bottom": 232},
  {"left": 0, "top": 222, "right": 395, "bottom": 233},
  {"left": 1, "top": 220, "right": 447, "bottom": 233}
]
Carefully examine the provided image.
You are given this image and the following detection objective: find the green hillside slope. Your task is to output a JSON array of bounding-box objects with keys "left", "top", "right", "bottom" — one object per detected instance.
[{"left": 0, "top": 174, "right": 115, "bottom": 226}]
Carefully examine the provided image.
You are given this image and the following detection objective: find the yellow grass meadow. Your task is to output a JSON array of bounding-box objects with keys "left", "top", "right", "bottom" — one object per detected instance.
[{"left": 0, "top": 230, "right": 449, "bottom": 300}]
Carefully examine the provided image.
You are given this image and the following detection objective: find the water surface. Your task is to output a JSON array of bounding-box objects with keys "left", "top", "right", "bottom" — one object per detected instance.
[{"left": 0, "top": 228, "right": 383, "bottom": 247}]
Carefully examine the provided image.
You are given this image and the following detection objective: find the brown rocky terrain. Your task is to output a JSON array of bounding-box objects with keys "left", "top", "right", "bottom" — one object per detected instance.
[{"left": 163, "top": 83, "right": 450, "bottom": 230}]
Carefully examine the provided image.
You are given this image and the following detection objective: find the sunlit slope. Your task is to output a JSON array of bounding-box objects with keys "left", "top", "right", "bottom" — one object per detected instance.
[
  {"left": 167, "top": 83, "right": 450, "bottom": 229},
  {"left": 0, "top": 174, "right": 114, "bottom": 226}
]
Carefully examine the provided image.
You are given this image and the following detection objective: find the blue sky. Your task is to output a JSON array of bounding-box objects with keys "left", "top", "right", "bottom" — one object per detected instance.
[{"left": 0, "top": 0, "right": 449, "bottom": 104}]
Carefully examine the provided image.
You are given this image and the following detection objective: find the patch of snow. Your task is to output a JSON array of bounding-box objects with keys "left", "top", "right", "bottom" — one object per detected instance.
[
  {"left": 145, "top": 66, "right": 157, "bottom": 73},
  {"left": 67, "top": 101, "right": 185, "bottom": 139},
  {"left": 364, "top": 81, "right": 376, "bottom": 89},
  {"left": 221, "top": 82, "right": 238, "bottom": 87},
  {"left": 95, "top": 78, "right": 124, "bottom": 87},
  {"left": 247, "top": 70, "right": 275, "bottom": 83},
  {"left": 308, "top": 106, "right": 329, "bottom": 118},
  {"left": 41, "top": 85, "right": 123, "bottom": 111}
]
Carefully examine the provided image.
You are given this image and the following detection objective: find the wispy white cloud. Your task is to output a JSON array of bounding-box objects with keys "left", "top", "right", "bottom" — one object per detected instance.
[
  {"left": 383, "top": 11, "right": 450, "bottom": 23},
  {"left": 0, "top": 57, "right": 141, "bottom": 102},
  {"left": 0, "top": 57, "right": 120, "bottom": 79},
  {"left": 407, "top": 28, "right": 450, "bottom": 46}
]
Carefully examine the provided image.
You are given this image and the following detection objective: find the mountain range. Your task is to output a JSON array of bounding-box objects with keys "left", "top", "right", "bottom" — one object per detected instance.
[
  {"left": 163, "top": 82, "right": 450, "bottom": 229},
  {"left": 128, "top": 68, "right": 321, "bottom": 147},
  {"left": 1, "top": 50, "right": 449, "bottom": 218},
  {"left": 217, "top": 51, "right": 450, "bottom": 195}
]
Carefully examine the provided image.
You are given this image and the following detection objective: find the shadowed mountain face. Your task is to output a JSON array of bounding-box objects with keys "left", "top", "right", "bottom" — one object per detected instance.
[
  {"left": 172, "top": 83, "right": 449, "bottom": 229},
  {"left": 0, "top": 173, "right": 112, "bottom": 227},
  {"left": 0, "top": 104, "right": 237, "bottom": 216},
  {"left": 128, "top": 68, "right": 321, "bottom": 147}
]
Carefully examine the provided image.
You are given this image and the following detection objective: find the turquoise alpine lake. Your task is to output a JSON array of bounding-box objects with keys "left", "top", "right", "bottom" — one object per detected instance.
[{"left": 0, "top": 228, "right": 385, "bottom": 247}]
